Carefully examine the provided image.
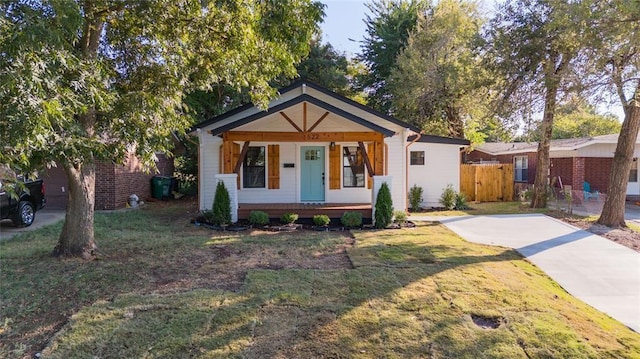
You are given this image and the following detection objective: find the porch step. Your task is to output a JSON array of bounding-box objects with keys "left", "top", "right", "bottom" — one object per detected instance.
[{"left": 238, "top": 203, "right": 372, "bottom": 221}]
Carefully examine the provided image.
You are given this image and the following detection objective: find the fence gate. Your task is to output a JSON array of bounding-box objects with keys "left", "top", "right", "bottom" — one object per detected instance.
[{"left": 460, "top": 164, "right": 514, "bottom": 202}]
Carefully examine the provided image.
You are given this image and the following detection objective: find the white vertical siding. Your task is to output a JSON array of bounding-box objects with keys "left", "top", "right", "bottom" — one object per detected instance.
[
  {"left": 198, "top": 131, "right": 222, "bottom": 211},
  {"left": 408, "top": 142, "right": 461, "bottom": 207},
  {"left": 385, "top": 135, "right": 406, "bottom": 211}
]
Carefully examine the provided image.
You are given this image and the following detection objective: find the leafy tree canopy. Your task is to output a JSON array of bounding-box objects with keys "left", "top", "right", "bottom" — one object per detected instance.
[
  {"left": 0, "top": 0, "right": 324, "bottom": 257},
  {"left": 0, "top": 0, "right": 324, "bottom": 172},
  {"left": 356, "top": 0, "right": 430, "bottom": 114},
  {"left": 389, "top": 0, "right": 489, "bottom": 139},
  {"left": 517, "top": 97, "right": 622, "bottom": 141}
]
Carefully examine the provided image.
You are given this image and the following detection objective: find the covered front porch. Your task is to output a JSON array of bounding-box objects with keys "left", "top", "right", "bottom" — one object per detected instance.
[{"left": 238, "top": 202, "right": 372, "bottom": 221}]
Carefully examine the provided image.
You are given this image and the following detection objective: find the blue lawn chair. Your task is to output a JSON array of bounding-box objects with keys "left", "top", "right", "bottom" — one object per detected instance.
[{"left": 583, "top": 182, "right": 599, "bottom": 200}]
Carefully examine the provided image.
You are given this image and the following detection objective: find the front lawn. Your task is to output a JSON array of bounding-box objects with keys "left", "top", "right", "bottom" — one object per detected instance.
[{"left": 1, "top": 200, "right": 638, "bottom": 358}]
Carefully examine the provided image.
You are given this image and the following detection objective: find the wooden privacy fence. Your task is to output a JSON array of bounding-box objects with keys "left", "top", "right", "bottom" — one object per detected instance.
[{"left": 460, "top": 164, "right": 514, "bottom": 202}]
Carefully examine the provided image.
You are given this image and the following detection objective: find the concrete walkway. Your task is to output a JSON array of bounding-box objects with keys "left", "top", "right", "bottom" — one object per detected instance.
[
  {"left": 0, "top": 209, "right": 65, "bottom": 241},
  {"left": 436, "top": 214, "right": 640, "bottom": 333}
]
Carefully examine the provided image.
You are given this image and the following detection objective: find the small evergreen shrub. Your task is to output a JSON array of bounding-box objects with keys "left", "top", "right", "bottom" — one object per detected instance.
[
  {"left": 439, "top": 184, "right": 457, "bottom": 210},
  {"left": 341, "top": 211, "right": 363, "bottom": 228},
  {"left": 393, "top": 210, "right": 408, "bottom": 224},
  {"left": 211, "top": 181, "right": 231, "bottom": 225},
  {"left": 374, "top": 182, "right": 393, "bottom": 229},
  {"left": 248, "top": 210, "right": 269, "bottom": 226},
  {"left": 280, "top": 212, "right": 299, "bottom": 224},
  {"left": 408, "top": 184, "right": 423, "bottom": 212},
  {"left": 455, "top": 193, "right": 469, "bottom": 210},
  {"left": 201, "top": 210, "right": 214, "bottom": 224},
  {"left": 313, "top": 214, "right": 331, "bottom": 226}
]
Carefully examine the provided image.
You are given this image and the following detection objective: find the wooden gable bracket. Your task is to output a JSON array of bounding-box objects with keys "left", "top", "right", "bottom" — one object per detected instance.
[
  {"left": 308, "top": 111, "right": 330, "bottom": 132},
  {"left": 358, "top": 141, "right": 375, "bottom": 177},
  {"left": 279, "top": 112, "right": 303, "bottom": 133},
  {"left": 234, "top": 141, "right": 251, "bottom": 174}
]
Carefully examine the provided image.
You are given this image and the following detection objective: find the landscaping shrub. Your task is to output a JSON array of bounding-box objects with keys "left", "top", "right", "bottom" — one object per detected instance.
[
  {"left": 439, "top": 184, "right": 457, "bottom": 210},
  {"left": 313, "top": 214, "right": 331, "bottom": 226},
  {"left": 393, "top": 210, "right": 408, "bottom": 224},
  {"left": 408, "top": 184, "right": 423, "bottom": 212},
  {"left": 280, "top": 212, "right": 299, "bottom": 224},
  {"left": 248, "top": 210, "right": 270, "bottom": 226},
  {"left": 455, "top": 193, "right": 469, "bottom": 210},
  {"left": 211, "top": 181, "right": 231, "bottom": 225},
  {"left": 341, "top": 211, "right": 362, "bottom": 228},
  {"left": 374, "top": 182, "right": 393, "bottom": 228}
]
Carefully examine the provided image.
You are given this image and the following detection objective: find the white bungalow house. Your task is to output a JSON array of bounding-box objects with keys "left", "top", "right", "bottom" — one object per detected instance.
[{"left": 191, "top": 81, "right": 469, "bottom": 222}]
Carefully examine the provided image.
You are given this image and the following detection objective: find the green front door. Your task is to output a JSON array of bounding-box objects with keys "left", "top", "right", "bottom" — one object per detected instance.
[{"left": 301, "top": 146, "right": 325, "bottom": 202}]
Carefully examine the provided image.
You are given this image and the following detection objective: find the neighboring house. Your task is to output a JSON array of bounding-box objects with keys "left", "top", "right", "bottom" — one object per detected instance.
[
  {"left": 42, "top": 152, "right": 175, "bottom": 210},
  {"left": 191, "top": 80, "right": 469, "bottom": 220},
  {"left": 465, "top": 134, "right": 639, "bottom": 196}
]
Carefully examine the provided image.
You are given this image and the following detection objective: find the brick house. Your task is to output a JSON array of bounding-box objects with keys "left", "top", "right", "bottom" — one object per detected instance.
[
  {"left": 464, "top": 134, "right": 640, "bottom": 196},
  {"left": 43, "top": 152, "right": 175, "bottom": 210}
]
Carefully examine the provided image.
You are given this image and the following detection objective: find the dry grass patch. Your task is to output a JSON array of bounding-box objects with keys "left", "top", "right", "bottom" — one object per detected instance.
[{"left": 2, "top": 200, "right": 639, "bottom": 358}]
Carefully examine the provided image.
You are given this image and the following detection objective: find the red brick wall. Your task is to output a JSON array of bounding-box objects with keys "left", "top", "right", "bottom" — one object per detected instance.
[
  {"left": 584, "top": 158, "right": 612, "bottom": 193},
  {"left": 41, "top": 153, "right": 174, "bottom": 211},
  {"left": 95, "top": 161, "right": 116, "bottom": 210},
  {"left": 95, "top": 153, "right": 174, "bottom": 210},
  {"left": 111, "top": 153, "right": 175, "bottom": 210},
  {"left": 550, "top": 158, "right": 574, "bottom": 188}
]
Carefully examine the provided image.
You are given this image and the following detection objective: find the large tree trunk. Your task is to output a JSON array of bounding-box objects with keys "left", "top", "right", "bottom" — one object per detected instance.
[
  {"left": 53, "top": 161, "right": 97, "bottom": 259},
  {"left": 597, "top": 104, "right": 640, "bottom": 227},
  {"left": 530, "top": 83, "right": 558, "bottom": 208}
]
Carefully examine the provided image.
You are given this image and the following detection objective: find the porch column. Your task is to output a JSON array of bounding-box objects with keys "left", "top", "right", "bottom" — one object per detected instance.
[
  {"left": 215, "top": 173, "right": 238, "bottom": 223},
  {"left": 572, "top": 157, "right": 585, "bottom": 192},
  {"left": 372, "top": 175, "right": 393, "bottom": 225}
]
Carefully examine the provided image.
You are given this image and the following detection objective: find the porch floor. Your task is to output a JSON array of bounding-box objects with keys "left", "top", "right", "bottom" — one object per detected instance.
[{"left": 238, "top": 203, "right": 372, "bottom": 220}]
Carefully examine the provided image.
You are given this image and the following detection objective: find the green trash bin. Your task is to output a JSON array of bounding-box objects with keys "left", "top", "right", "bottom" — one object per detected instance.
[{"left": 152, "top": 176, "right": 172, "bottom": 199}]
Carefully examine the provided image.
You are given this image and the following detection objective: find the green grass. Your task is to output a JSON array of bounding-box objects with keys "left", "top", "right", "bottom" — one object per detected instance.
[
  {"left": 411, "top": 201, "right": 551, "bottom": 217},
  {"left": 1, "top": 201, "right": 639, "bottom": 358}
]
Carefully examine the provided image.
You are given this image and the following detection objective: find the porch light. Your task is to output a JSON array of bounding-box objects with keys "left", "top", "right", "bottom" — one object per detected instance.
[{"left": 330, "top": 142, "right": 335, "bottom": 150}]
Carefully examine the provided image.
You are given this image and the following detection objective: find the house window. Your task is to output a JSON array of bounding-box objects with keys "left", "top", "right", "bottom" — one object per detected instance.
[
  {"left": 514, "top": 156, "right": 528, "bottom": 182},
  {"left": 343, "top": 146, "right": 365, "bottom": 187},
  {"left": 630, "top": 158, "right": 638, "bottom": 182},
  {"left": 243, "top": 146, "right": 265, "bottom": 188},
  {"left": 410, "top": 151, "right": 425, "bottom": 165}
]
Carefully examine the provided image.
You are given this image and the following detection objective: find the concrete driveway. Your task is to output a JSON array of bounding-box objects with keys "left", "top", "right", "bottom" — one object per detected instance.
[
  {"left": 0, "top": 209, "right": 65, "bottom": 241},
  {"left": 440, "top": 214, "right": 640, "bottom": 333}
]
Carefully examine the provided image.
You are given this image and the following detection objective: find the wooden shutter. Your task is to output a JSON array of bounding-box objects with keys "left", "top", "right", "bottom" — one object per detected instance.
[
  {"left": 367, "top": 143, "right": 375, "bottom": 189},
  {"left": 329, "top": 144, "right": 341, "bottom": 190},
  {"left": 268, "top": 144, "right": 280, "bottom": 189}
]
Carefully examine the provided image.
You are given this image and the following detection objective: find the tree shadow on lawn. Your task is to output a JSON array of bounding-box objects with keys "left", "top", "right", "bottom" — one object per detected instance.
[
  {"left": 39, "top": 223, "right": 542, "bottom": 358},
  {"left": 30, "top": 219, "right": 640, "bottom": 358}
]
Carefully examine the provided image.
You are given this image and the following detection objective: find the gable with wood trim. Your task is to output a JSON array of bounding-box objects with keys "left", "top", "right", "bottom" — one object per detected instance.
[{"left": 191, "top": 81, "right": 468, "bottom": 217}]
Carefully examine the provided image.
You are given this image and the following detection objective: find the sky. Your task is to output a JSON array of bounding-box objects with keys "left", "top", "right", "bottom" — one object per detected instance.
[{"left": 320, "top": 0, "right": 370, "bottom": 57}]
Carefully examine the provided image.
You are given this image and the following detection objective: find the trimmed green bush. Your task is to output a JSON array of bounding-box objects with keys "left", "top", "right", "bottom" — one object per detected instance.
[
  {"left": 280, "top": 212, "right": 299, "bottom": 224},
  {"left": 393, "top": 210, "right": 408, "bottom": 224},
  {"left": 455, "top": 193, "right": 469, "bottom": 210},
  {"left": 439, "top": 184, "right": 457, "bottom": 210},
  {"left": 248, "top": 210, "right": 269, "bottom": 226},
  {"left": 408, "top": 184, "right": 423, "bottom": 212},
  {"left": 374, "top": 182, "right": 393, "bottom": 229},
  {"left": 341, "top": 211, "right": 363, "bottom": 228},
  {"left": 313, "top": 214, "right": 331, "bottom": 226},
  {"left": 211, "top": 181, "right": 231, "bottom": 225}
]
